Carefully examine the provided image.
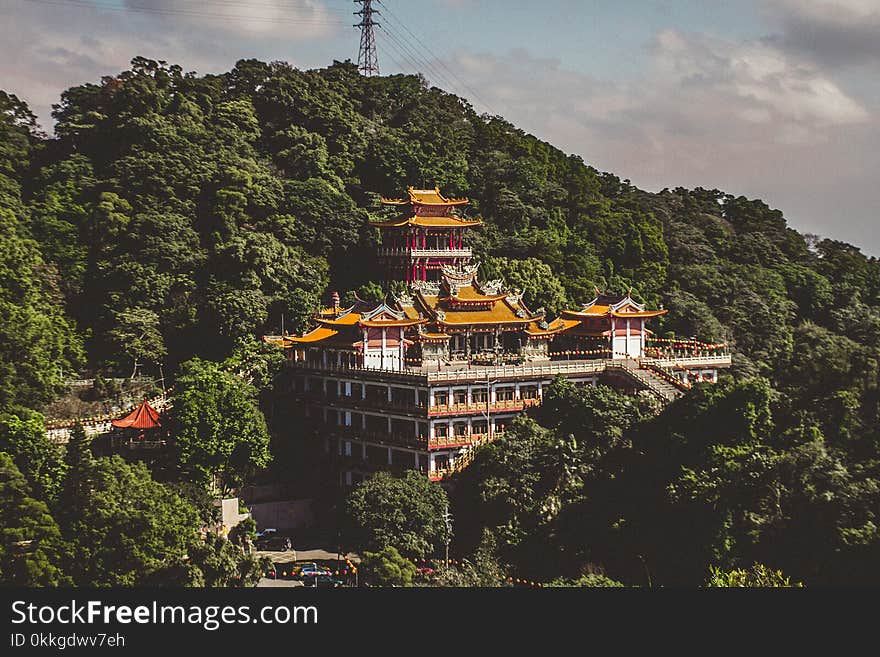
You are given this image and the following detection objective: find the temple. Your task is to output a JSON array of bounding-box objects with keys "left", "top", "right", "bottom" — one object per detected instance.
[
  {"left": 266, "top": 187, "right": 731, "bottom": 484},
  {"left": 110, "top": 398, "right": 164, "bottom": 448},
  {"left": 373, "top": 187, "right": 481, "bottom": 282}
]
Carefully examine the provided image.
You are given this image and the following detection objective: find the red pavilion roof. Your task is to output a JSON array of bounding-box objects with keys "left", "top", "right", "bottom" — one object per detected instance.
[{"left": 111, "top": 399, "right": 161, "bottom": 430}]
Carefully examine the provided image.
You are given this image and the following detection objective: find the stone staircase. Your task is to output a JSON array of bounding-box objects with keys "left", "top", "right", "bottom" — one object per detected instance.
[{"left": 607, "top": 360, "right": 686, "bottom": 402}]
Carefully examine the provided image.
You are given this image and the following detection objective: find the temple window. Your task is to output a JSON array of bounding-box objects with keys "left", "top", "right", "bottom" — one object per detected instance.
[{"left": 496, "top": 387, "right": 515, "bottom": 402}]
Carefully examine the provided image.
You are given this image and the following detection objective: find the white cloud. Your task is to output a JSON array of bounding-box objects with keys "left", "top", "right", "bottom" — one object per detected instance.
[
  {"left": 447, "top": 31, "right": 879, "bottom": 251},
  {"left": 0, "top": 0, "right": 345, "bottom": 127}
]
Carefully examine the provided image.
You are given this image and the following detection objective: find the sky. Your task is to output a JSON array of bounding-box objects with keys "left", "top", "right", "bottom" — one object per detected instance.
[{"left": 1, "top": 0, "right": 878, "bottom": 254}]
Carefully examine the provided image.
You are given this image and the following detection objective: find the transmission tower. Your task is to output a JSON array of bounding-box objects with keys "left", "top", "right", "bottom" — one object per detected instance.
[{"left": 354, "top": 0, "right": 380, "bottom": 76}]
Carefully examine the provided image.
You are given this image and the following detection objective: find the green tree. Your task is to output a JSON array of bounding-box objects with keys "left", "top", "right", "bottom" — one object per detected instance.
[
  {"left": 0, "top": 211, "right": 83, "bottom": 413},
  {"left": 433, "top": 530, "right": 508, "bottom": 587},
  {"left": 63, "top": 456, "right": 200, "bottom": 586},
  {"left": 171, "top": 358, "right": 272, "bottom": 492},
  {"left": 0, "top": 452, "right": 70, "bottom": 586},
  {"left": 361, "top": 546, "right": 417, "bottom": 587},
  {"left": 344, "top": 470, "right": 449, "bottom": 557},
  {"left": 108, "top": 307, "right": 167, "bottom": 379},
  {"left": 706, "top": 563, "right": 803, "bottom": 588},
  {"left": 0, "top": 410, "right": 67, "bottom": 504},
  {"left": 546, "top": 573, "right": 625, "bottom": 587},
  {"left": 483, "top": 256, "right": 568, "bottom": 316}
]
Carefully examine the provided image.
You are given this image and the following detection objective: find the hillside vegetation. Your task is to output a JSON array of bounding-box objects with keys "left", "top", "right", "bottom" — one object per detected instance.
[{"left": 1, "top": 58, "right": 878, "bottom": 585}]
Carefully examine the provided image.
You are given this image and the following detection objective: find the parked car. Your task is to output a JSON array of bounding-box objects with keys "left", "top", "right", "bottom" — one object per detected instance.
[
  {"left": 298, "top": 563, "right": 333, "bottom": 579},
  {"left": 255, "top": 529, "right": 294, "bottom": 551},
  {"left": 302, "top": 574, "right": 345, "bottom": 588}
]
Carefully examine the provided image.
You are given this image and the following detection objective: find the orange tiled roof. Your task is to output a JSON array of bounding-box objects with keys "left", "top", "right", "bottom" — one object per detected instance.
[
  {"left": 111, "top": 399, "right": 161, "bottom": 430},
  {"left": 371, "top": 215, "right": 482, "bottom": 229},
  {"left": 381, "top": 187, "right": 469, "bottom": 206},
  {"left": 525, "top": 318, "right": 581, "bottom": 337},
  {"left": 289, "top": 327, "right": 340, "bottom": 343},
  {"left": 562, "top": 304, "right": 611, "bottom": 318},
  {"left": 417, "top": 291, "right": 532, "bottom": 326},
  {"left": 417, "top": 332, "right": 451, "bottom": 341},
  {"left": 316, "top": 313, "right": 361, "bottom": 327}
]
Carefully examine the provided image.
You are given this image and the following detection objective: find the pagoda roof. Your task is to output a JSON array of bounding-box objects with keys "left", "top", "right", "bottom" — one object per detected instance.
[
  {"left": 381, "top": 186, "right": 469, "bottom": 207},
  {"left": 525, "top": 318, "right": 581, "bottom": 338},
  {"left": 370, "top": 215, "right": 483, "bottom": 229},
  {"left": 400, "top": 265, "right": 543, "bottom": 327},
  {"left": 560, "top": 293, "right": 667, "bottom": 320},
  {"left": 288, "top": 327, "right": 340, "bottom": 343},
  {"left": 416, "top": 332, "right": 451, "bottom": 342},
  {"left": 111, "top": 399, "right": 161, "bottom": 430}
]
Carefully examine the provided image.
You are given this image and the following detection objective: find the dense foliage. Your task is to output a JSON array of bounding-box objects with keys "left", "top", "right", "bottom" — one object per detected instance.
[
  {"left": 344, "top": 470, "right": 450, "bottom": 558},
  {"left": 452, "top": 378, "right": 879, "bottom": 586},
  {"left": 170, "top": 357, "right": 272, "bottom": 493},
  {"left": 1, "top": 58, "right": 879, "bottom": 586}
]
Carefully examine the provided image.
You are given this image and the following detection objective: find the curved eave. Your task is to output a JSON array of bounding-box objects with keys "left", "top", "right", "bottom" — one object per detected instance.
[
  {"left": 436, "top": 318, "right": 530, "bottom": 327},
  {"left": 443, "top": 293, "right": 507, "bottom": 304},
  {"left": 610, "top": 310, "right": 668, "bottom": 318},
  {"left": 370, "top": 216, "right": 482, "bottom": 229},
  {"left": 526, "top": 318, "right": 581, "bottom": 337},
  {"left": 316, "top": 314, "right": 361, "bottom": 327},
  {"left": 289, "top": 327, "right": 340, "bottom": 344},
  {"left": 358, "top": 319, "right": 428, "bottom": 328},
  {"left": 561, "top": 306, "right": 611, "bottom": 319},
  {"left": 412, "top": 199, "right": 469, "bottom": 206}
]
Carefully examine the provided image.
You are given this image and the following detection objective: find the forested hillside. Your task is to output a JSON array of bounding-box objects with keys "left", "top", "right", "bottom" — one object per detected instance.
[{"left": 1, "top": 58, "right": 879, "bottom": 586}]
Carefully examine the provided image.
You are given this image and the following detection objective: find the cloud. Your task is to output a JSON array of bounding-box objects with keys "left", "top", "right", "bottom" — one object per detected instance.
[
  {"left": 447, "top": 31, "right": 879, "bottom": 251},
  {"left": 765, "top": 0, "right": 880, "bottom": 67},
  {"left": 0, "top": 0, "right": 346, "bottom": 128}
]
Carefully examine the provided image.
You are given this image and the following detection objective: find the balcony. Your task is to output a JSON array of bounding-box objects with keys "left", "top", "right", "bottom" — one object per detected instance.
[
  {"left": 293, "top": 390, "right": 425, "bottom": 415},
  {"left": 288, "top": 354, "right": 732, "bottom": 384},
  {"left": 427, "top": 397, "right": 540, "bottom": 417},
  {"left": 376, "top": 247, "right": 472, "bottom": 258},
  {"left": 318, "top": 424, "right": 427, "bottom": 450},
  {"left": 427, "top": 431, "right": 504, "bottom": 451}
]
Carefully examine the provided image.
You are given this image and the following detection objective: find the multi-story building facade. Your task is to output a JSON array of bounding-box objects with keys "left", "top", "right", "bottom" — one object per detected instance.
[{"left": 266, "top": 188, "right": 731, "bottom": 484}]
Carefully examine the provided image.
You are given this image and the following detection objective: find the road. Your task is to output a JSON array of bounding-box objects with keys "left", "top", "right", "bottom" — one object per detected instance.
[
  {"left": 254, "top": 548, "right": 361, "bottom": 564},
  {"left": 254, "top": 548, "right": 360, "bottom": 587}
]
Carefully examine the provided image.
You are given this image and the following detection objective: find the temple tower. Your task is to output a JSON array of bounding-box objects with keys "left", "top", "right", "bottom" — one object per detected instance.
[{"left": 372, "top": 187, "right": 482, "bottom": 282}]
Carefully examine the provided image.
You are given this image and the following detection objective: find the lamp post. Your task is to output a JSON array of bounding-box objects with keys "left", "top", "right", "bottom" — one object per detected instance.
[{"left": 442, "top": 505, "right": 453, "bottom": 566}]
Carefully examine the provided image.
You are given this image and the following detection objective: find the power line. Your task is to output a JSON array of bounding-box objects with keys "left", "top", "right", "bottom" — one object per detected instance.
[
  {"left": 378, "top": 24, "right": 458, "bottom": 90},
  {"left": 379, "top": 21, "right": 497, "bottom": 117},
  {"left": 376, "top": 32, "right": 427, "bottom": 78},
  {"left": 376, "top": 0, "right": 499, "bottom": 116}
]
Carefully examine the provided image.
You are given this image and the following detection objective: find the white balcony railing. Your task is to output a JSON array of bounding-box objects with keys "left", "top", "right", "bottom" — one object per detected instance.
[{"left": 377, "top": 247, "right": 472, "bottom": 258}]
